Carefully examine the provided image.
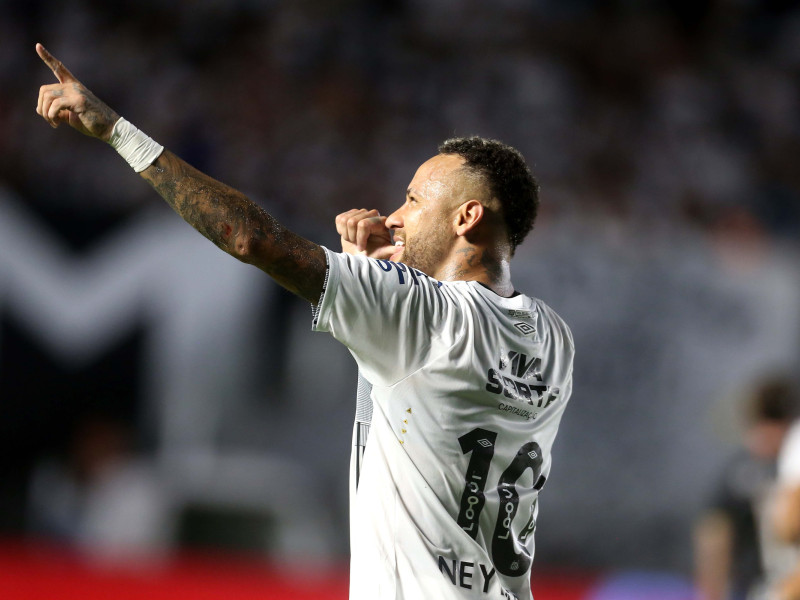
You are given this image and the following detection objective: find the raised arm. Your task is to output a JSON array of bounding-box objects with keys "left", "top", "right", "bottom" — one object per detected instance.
[
  {"left": 34, "top": 43, "right": 326, "bottom": 304},
  {"left": 139, "top": 150, "right": 326, "bottom": 303}
]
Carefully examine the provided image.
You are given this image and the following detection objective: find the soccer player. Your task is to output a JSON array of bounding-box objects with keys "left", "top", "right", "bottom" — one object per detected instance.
[
  {"left": 694, "top": 377, "right": 798, "bottom": 600},
  {"left": 35, "top": 43, "right": 574, "bottom": 599}
]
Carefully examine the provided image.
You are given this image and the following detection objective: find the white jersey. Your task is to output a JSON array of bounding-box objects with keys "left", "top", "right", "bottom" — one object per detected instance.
[
  {"left": 313, "top": 249, "right": 574, "bottom": 600},
  {"left": 759, "top": 421, "right": 800, "bottom": 587},
  {"left": 778, "top": 421, "right": 800, "bottom": 486}
]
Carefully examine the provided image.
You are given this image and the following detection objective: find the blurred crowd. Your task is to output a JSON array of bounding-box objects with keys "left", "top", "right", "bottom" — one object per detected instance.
[{"left": 1, "top": 0, "right": 798, "bottom": 247}]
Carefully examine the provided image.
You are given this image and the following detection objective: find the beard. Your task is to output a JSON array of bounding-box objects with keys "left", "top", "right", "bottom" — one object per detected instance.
[{"left": 399, "top": 223, "right": 451, "bottom": 277}]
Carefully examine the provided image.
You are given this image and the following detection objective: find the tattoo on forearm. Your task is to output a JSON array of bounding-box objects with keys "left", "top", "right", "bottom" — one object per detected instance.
[
  {"left": 141, "top": 150, "right": 326, "bottom": 303},
  {"left": 79, "top": 85, "right": 118, "bottom": 133}
]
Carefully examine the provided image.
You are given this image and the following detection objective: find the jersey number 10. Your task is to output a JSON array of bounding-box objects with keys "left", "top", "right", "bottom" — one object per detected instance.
[{"left": 457, "top": 427, "right": 546, "bottom": 577}]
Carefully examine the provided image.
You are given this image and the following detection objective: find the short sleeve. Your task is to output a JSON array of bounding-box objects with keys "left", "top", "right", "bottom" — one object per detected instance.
[{"left": 312, "top": 248, "right": 460, "bottom": 386}]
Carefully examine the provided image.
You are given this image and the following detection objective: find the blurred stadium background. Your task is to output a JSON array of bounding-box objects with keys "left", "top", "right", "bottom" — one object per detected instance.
[{"left": 1, "top": 0, "right": 799, "bottom": 597}]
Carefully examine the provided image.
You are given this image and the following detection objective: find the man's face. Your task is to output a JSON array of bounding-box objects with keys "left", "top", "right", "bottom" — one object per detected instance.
[{"left": 385, "top": 154, "right": 467, "bottom": 277}]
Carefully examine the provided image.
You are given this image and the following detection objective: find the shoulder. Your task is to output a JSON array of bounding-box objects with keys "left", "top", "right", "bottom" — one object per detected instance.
[
  {"left": 530, "top": 296, "right": 574, "bottom": 352},
  {"left": 326, "top": 249, "right": 444, "bottom": 293}
]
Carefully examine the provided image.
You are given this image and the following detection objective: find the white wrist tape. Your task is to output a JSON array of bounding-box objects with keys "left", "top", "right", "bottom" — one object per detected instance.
[{"left": 108, "top": 117, "right": 164, "bottom": 172}]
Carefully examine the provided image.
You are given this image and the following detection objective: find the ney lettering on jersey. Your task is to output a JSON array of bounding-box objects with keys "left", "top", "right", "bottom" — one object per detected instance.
[
  {"left": 437, "top": 555, "right": 497, "bottom": 594},
  {"left": 437, "top": 555, "right": 520, "bottom": 599}
]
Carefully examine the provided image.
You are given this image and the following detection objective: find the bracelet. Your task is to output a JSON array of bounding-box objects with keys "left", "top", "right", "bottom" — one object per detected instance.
[{"left": 107, "top": 117, "right": 164, "bottom": 172}]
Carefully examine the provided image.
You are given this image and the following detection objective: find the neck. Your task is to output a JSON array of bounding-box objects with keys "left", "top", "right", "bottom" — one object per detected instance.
[{"left": 435, "top": 245, "right": 515, "bottom": 297}]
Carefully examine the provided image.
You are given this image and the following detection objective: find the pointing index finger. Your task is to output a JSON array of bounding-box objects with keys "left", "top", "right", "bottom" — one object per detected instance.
[{"left": 36, "top": 43, "right": 78, "bottom": 84}]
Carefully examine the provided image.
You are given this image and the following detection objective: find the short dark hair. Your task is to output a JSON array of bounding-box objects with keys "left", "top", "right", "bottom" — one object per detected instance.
[
  {"left": 438, "top": 136, "right": 539, "bottom": 255},
  {"left": 749, "top": 376, "right": 799, "bottom": 423}
]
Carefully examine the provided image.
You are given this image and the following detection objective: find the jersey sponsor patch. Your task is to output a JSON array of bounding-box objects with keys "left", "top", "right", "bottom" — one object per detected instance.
[
  {"left": 485, "top": 351, "right": 560, "bottom": 412},
  {"left": 375, "top": 259, "right": 443, "bottom": 288}
]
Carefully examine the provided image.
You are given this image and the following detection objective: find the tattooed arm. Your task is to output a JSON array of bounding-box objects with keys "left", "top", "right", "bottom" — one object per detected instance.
[
  {"left": 141, "top": 151, "right": 326, "bottom": 302},
  {"left": 34, "top": 43, "right": 326, "bottom": 304}
]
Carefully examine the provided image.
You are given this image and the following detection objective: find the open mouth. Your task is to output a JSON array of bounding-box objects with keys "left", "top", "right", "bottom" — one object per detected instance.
[{"left": 390, "top": 239, "right": 405, "bottom": 262}]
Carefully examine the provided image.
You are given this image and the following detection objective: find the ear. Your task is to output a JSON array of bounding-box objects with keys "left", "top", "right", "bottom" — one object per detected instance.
[{"left": 454, "top": 200, "right": 484, "bottom": 237}]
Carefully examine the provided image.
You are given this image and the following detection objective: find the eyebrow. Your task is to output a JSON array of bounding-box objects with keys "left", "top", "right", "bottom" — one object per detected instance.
[{"left": 406, "top": 187, "right": 418, "bottom": 198}]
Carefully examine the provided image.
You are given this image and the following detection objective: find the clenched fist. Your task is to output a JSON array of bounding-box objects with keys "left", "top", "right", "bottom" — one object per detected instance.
[{"left": 335, "top": 208, "right": 396, "bottom": 259}]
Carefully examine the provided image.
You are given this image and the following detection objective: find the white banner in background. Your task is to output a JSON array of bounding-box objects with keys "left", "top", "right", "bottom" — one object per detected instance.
[{"left": 0, "top": 188, "right": 268, "bottom": 452}]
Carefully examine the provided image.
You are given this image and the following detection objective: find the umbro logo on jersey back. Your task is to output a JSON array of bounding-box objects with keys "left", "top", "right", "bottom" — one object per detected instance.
[{"left": 513, "top": 322, "right": 536, "bottom": 336}]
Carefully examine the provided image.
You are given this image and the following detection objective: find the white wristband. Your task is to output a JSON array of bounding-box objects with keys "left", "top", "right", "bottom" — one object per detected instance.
[{"left": 108, "top": 117, "right": 164, "bottom": 172}]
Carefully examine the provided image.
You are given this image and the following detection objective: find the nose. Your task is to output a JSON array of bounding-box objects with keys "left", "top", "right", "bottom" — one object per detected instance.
[{"left": 385, "top": 206, "right": 404, "bottom": 230}]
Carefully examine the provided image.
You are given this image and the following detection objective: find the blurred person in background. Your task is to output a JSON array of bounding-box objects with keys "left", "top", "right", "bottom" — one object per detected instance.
[
  {"left": 766, "top": 400, "right": 800, "bottom": 600},
  {"left": 27, "top": 411, "right": 173, "bottom": 566},
  {"left": 694, "top": 377, "right": 799, "bottom": 600}
]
